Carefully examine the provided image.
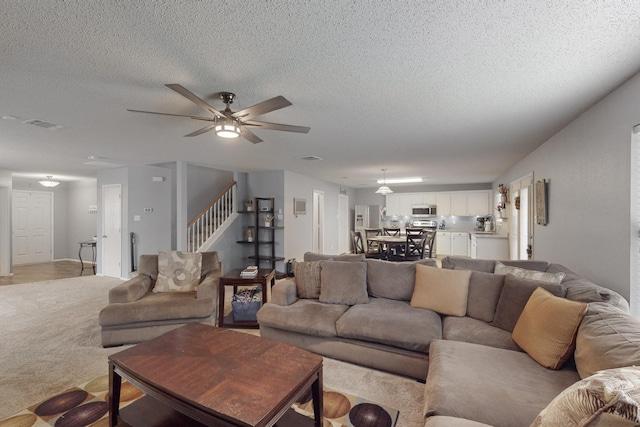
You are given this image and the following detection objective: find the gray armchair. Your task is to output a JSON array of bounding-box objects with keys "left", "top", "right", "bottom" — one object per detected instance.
[{"left": 99, "top": 251, "right": 221, "bottom": 347}]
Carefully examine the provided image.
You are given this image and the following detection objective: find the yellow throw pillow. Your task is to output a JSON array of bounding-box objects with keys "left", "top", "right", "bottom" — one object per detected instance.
[
  {"left": 410, "top": 264, "right": 471, "bottom": 316},
  {"left": 512, "top": 287, "right": 588, "bottom": 369}
]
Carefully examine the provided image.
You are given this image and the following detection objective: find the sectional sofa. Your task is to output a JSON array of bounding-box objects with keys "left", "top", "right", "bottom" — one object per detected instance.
[{"left": 257, "top": 253, "right": 640, "bottom": 426}]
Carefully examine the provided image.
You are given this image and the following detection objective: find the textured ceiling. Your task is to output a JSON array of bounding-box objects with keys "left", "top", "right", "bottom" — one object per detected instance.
[{"left": 2, "top": 0, "right": 640, "bottom": 188}]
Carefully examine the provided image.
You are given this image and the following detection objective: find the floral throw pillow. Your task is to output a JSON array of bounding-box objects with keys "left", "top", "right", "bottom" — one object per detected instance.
[
  {"left": 531, "top": 366, "right": 640, "bottom": 426},
  {"left": 153, "top": 251, "right": 202, "bottom": 293}
]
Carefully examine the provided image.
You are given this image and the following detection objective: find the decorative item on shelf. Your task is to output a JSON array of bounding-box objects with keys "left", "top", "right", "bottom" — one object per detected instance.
[
  {"left": 244, "top": 200, "right": 254, "bottom": 211},
  {"left": 497, "top": 183, "right": 509, "bottom": 209},
  {"left": 264, "top": 214, "right": 274, "bottom": 227},
  {"left": 240, "top": 265, "right": 258, "bottom": 277},
  {"left": 246, "top": 228, "right": 254, "bottom": 242},
  {"left": 496, "top": 204, "right": 504, "bottom": 218}
]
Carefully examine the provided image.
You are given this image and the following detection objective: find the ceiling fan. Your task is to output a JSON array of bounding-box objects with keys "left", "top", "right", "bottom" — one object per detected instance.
[{"left": 128, "top": 84, "right": 310, "bottom": 144}]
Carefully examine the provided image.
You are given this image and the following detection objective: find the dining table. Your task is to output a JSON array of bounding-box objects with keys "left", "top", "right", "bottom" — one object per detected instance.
[{"left": 366, "top": 235, "right": 407, "bottom": 260}]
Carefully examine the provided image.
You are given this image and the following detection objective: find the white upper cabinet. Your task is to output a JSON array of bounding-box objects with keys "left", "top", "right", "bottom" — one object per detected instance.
[
  {"left": 435, "top": 193, "right": 452, "bottom": 215},
  {"left": 386, "top": 190, "right": 491, "bottom": 216},
  {"left": 466, "top": 191, "right": 491, "bottom": 216}
]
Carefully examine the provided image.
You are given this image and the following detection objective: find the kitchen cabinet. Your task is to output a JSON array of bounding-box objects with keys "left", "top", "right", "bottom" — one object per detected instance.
[
  {"left": 467, "top": 192, "right": 491, "bottom": 216},
  {"left": 435, "top": 193, "right": 451, "bottom": 215},
  {"left": 436, "top": 231, "right": 470, "bottom": 257},
  {"left": 451, "top": 193, "right": 467, "bottom": 216},
  {"left": 385, "top": 194, "right": 400, "bottom": 216},
  {"left": 476, "top": 235, "right": 509, "bottom": 259}
]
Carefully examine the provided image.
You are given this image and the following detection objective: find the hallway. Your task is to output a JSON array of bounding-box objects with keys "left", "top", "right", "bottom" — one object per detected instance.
[{"left": 0, "top": 261, "right": 95, "bottom": 285}]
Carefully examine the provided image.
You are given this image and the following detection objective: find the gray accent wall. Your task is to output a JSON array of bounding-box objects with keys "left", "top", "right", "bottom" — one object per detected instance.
[
  {"left": 65, "top": 179, "right": 98, "bottom": 260},
  {"left": 186, "top": 164, "right": 234, "bottom": 221},
  {"left": 494, "top": 71, "right": 640, "bottom": 301}
]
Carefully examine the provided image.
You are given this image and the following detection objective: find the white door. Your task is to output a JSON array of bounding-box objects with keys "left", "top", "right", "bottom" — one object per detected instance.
[
  {"left": 102, "top": 184, "right": 122, "bottom": 277},
  {"left": 630, "top": 126, "right": 640, "bottom": 318},
  {"left": 0, "top": 187, "right": 11, "bottom": 275},
  {"left": 338, "top": 194, "right": 349, "bottom": 254},
  {"left": 12, "top": 191, "right": 52, "bottom": 265},
  {"left": 312, "top": 190, "right": 324, "bottom": 253},
  {"left": 509, "top": 174, "right": 534, "bottom": 260}
]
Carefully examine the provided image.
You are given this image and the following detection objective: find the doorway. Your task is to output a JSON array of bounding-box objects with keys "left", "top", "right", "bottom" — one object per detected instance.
[
  {"left": 338, "top": 194, "right": 349, "bottom": 254},
  {"left": 12, "top": 190, "right": 52, "bottom": 265},
  {"left": 102, "top": 184, "right": 122, "bottom": 278},
  {"left": 312, "top": 190, "right": 325, "bottom": 253},
  {"left": 509, "top": 174, "right": 534, "bottom": 260},
  {"left": 0, "top": 186, "right": 11, "bottom": 275}
]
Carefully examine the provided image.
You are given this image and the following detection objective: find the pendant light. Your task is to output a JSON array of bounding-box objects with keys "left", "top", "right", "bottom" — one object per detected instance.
[
  {"left": 39, "top": 176, "right": 60, "bottom": 188},
  {"left": 375, "top": 169, "right": 393, "bottom": 194}
]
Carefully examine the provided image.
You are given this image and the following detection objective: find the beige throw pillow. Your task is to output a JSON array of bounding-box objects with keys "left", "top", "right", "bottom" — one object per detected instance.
[
  {"left": 494, "top": 261, "right": 565, "bottom": 283},
  {"left": 512, "top": 287, "right": 588, "bottom": 370},
  {"left": 410, "top": 264, "right": 471, "bottom": 316},
  {"left": 153, "top": 251, "right": 202, "bottom": 293},
  {"left": 531, "top": 366, "right": 640, "bottom": 426},
  {"left": 293, "top": 260, "right": 322, "bottom": 299}
]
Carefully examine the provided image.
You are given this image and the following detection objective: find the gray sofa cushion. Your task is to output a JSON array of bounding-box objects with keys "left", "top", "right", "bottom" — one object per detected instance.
[
  {"left": 256, "top": 299, "right": 350, "bottom": 337},
  {"left": 335, "top": 297, "right": 442, "bottom": 353},
  {"left": 492, "top": 274, "right": 567, "bottom": 332},
  {"left": 319, "top": 261, "right": 369, "bottom": 305},
  {"left": 442, "top": 316, "right": 521, "bottom": 352},
  {"left": 575, "top": 302, "right": 640, "bottom": 379},
  {"left": 365, "top": 258, "right": 437, "bottom": 301},
  {"left": 424, "top": 340, "right": 580, "bottom": 427},
  {"left": 292, "top": 260, "right": 322, "bottom": 299},
  {"left": 303, "top": 252, "right": 366, "bottom": 262},
  {"left": 99, "top": 292, "right": 214, "bottom": 326},
  {"left": 466, "top": 271, "right": 505, "bottom": 322},
  {"left": 441, "top": 256, "right": 549, "bottom": 273}
]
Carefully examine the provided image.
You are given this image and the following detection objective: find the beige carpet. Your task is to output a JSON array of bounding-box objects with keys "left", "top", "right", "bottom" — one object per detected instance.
[{"left": 0, "top": 276, "right": 425, "bottom": 426}]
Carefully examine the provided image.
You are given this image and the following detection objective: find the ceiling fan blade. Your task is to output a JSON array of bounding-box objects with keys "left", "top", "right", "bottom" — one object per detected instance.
[
  {"left": 240, "top": 127, "right": 263, "bottom": 144},
  {"left": 244, "top": 120, "right": 310, "bottom": 134},
  {"left": 232, "top": 96, "right": 292, "bottom": 120},
  {"left": 185, "top": 123, "right": 217, "bottom": 137},
  {"left": 165, "top": 84, "right": 225, "bottom": 118},
  {"left": 127, "top": 109, "right": 214, "bottom": 121}
]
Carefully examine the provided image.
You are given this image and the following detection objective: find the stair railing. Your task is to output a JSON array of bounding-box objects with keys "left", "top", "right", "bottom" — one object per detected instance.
[{"left": 187, "top": 180, "right": 237, "bottom": 252}]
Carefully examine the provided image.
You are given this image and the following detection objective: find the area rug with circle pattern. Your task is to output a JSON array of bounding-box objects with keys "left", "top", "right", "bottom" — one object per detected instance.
[{"left": 0, "top": 374, "right": 399, "bottom": 427}]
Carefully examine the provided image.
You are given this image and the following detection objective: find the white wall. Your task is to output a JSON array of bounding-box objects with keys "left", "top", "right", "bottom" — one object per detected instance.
[
  {"left": 494, "top": 71, "right": 640, "bottom": 301},
  {"left": 186, "top": 165, "right": 234, "bottom": 221},
  {"left": 284, "top": 170, "right": 356, "bottom": 260},
  {"left": 65, "top": 179, "right": 98, "bottom": 259}
]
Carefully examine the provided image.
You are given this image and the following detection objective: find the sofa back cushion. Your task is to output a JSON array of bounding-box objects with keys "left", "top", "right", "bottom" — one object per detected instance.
[
  {"left": 292, "top": 260, "right": 322, "bottom": 299},
  {"left": 575, "top": 302, "right": 640, "bottom": 379},
  {"left": 492, "top": 274, "right": 566, "bottom": 332},
  {"left": 441, "top": 256, "right": 549, "bottom": 273},
  {"left": 494, "top": 261, "right": 565, "bottom": 283},
  {"left": 410, "top": 264, "right": 471, "bottom": 316},
  {"left": 138, "top": 254, "right": 159, "bottom": 280},
  {"left": 319, "top": 261, "right": 369, "bottom": 305},
  {"left": 303, "top": 252, "right": 365, "bottom": 262},
  {"left": 466, "top": 271, "right": 506, "bottom": 323},
  {"left": 365, "top": 258, "right": 437, "bottom": 301}
]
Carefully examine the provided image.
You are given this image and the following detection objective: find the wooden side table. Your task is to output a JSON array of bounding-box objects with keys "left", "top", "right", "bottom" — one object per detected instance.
[{"left": 218, "top": 268, "right": 275, "bottom": 328}]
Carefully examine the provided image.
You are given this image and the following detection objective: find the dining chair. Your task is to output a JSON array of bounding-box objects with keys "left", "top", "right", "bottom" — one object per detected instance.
[
  {"left": 364, "top": 228, "right": 382, "bottom": 254},
  {"left": 383, "top": 227, "right": 401, "bottom": 236},
  {"left": 350, "top": 230, "right": 365, "bottom": 254},
  {"left": 424, "top": 230, "right": 437, "bottom": 258}
]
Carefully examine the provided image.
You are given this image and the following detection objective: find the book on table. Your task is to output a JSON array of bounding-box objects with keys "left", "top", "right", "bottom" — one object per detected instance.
[{"left": 240, "top": 266, "right": 258, "bottom": 277}]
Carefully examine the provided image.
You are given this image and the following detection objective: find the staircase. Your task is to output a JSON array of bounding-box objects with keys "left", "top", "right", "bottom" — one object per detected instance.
[{"left": 187, "top": 180, "right": 237, "bottom": 252}]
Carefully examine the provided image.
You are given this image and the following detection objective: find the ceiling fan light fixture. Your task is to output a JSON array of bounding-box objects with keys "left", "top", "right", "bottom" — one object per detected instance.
[
  {"left": 39, "top": 176, "right": 60, "bottom": 188},
  {"left": 214, "top": 118, "right": 241, "bottom": 139}
]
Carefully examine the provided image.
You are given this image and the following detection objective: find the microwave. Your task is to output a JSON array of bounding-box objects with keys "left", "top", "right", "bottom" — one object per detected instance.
[{"left": 412, "top": 205, "right": 437, "bottom": 217}]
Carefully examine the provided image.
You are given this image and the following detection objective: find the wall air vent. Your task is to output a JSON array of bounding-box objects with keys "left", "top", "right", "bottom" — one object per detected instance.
[
  {"left": 299, "top": 156, "right": 323, "bottom": 161},
  {"left": 22, "top": 119, "right": 62, "bottom": 130}
]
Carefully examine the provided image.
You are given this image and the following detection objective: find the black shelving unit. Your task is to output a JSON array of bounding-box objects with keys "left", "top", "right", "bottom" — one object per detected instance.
[{"left": 237, "top": 197, "right": 285, "bottom": 276}]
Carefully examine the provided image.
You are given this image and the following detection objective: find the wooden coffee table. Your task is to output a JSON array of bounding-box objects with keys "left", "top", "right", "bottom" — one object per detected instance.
[{"left": 109, "top": 323, "right": 323, "bottom": 427}]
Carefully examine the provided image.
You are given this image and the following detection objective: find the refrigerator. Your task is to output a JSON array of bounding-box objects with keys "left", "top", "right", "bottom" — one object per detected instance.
[{"left": 355, "top": 205, "right": 381, "bottom": 236}]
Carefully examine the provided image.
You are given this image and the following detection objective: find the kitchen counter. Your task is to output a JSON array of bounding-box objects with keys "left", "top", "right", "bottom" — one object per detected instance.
[{"left": 474, "top": 233, "right": 508, "bottom": 239}]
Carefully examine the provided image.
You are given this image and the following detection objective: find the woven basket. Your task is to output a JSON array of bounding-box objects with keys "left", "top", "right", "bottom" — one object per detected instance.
[{"left": 231, "top": 299, "right": 261, "bottom": 322}]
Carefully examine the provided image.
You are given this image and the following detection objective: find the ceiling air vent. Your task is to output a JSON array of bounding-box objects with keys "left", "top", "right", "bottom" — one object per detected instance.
[
  {"left": 299, "top": 156, "right": 323, "bottom": 161},
  {"left": 22, "top": 119, "right": 62, "bottom": 130}
]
